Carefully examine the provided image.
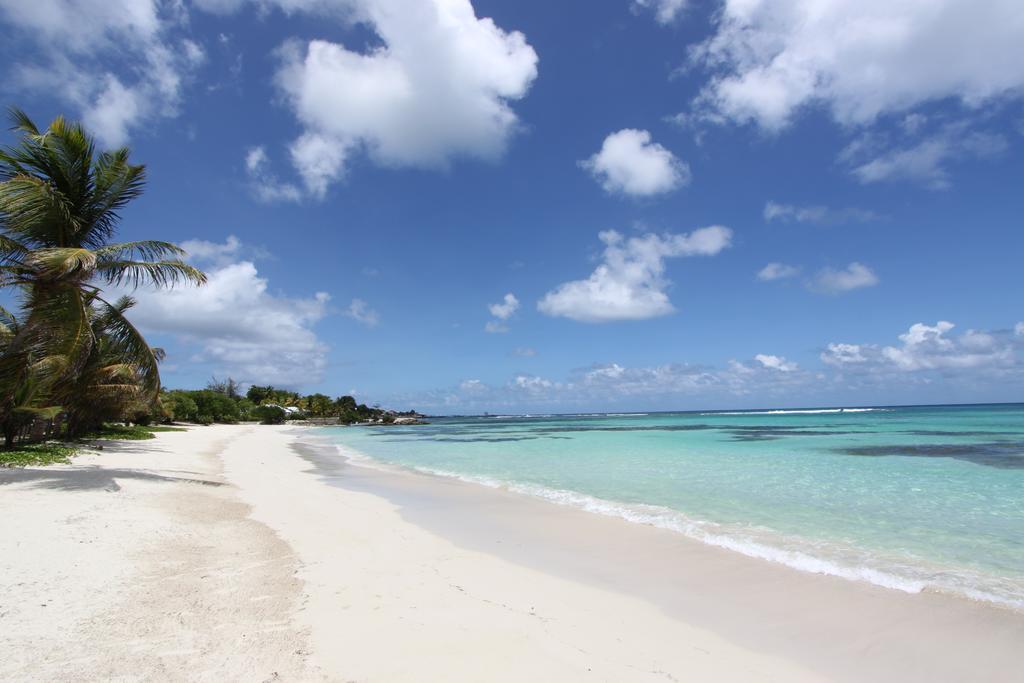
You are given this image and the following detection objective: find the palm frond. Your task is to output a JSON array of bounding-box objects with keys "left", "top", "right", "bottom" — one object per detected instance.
[
  {"left": 23, "top": 283, "right": 94, "bottom": 376},
  {"left": 0, "top": 234, "right": 29, "bottom": 264},
  {"left": 93, "top": 295, "right": 162, "bottom": 397},
  {"left": 27, "top": 247, "right": 98, "bottom": 281},
  {"left": 0, "top": 175, "right": 76, "bottom": 245},
  {"left": 94, "top": 240, "right": 187, "bottom": 262},
  {"left": 7, "top": 107, "right": 40, "bottom": 136},
  {"left": 96, "top": 259, "right": 207, "bottom": 288},
  {"left": 83, "top": 149, "right": 144, "bottom": 247}
]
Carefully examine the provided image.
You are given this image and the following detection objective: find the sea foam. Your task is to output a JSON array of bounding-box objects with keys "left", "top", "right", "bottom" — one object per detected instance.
[{"left": 331, "top": 443, "right": 1024, "bottom": 610}]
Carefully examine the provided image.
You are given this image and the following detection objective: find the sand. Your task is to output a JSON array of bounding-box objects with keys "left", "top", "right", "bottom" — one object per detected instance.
[{"left": 2, "top": 424, "right": 1021, "bottom": 681}]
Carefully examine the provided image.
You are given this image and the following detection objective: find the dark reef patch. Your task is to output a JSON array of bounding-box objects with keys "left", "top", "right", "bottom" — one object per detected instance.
[{"left": 835, "top": 442, "right": 1024, "bottom": 469}]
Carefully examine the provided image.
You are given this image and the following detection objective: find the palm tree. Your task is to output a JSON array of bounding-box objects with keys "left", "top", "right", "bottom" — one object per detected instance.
[
  {"left": 0, "top": 108, "right": 206, "bottom": 441},
  {"left": 56, "top": 294, "right": 164, "bottom": 436},
  {"left": 0, "top": 306, "right": 61, "bottom": 446}
]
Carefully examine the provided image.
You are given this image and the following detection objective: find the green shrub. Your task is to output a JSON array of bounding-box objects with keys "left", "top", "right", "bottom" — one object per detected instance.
[
  {"left": 131, "top": 411, "right": 153, "bottom": 426},
  {"left": 195, "top": 414, "right": 214, "bottom": 425},
  {"left": 85, "top": 424, "right": 156, "bottom": 441},
  {"left": 252, "top": 405, "right": 286, "bottom": 425},
  {"left": 236, "top": 398, "right": 257, "bottom": 421},
  {"left": 191, "top": 390, "right": 241, "bottom": 422}
]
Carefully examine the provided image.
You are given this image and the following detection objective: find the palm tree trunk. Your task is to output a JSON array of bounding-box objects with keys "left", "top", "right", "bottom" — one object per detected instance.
[{"left": 3, "top": 421, "right": 17, "bottom": 449}]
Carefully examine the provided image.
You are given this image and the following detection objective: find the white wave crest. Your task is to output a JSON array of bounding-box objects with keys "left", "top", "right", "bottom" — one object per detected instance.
[
  {"left": 329, "top": 442, "right": 1023, "bottom": 611},
  {"left": 707, "top": 408, "right": 885, "bottom": 416}
]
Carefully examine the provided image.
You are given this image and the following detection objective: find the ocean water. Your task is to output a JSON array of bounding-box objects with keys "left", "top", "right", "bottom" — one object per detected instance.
[{"left": 321, "top": 404, "right": 1024, "bottom": 608}]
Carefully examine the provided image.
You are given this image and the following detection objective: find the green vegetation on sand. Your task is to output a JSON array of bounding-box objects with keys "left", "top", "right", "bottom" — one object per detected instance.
[
  {"left": 83, "top": 424, "right": 186, "bottom": 441},
  {"left": 0, "top": 441, "right": 77, "bottom": 467}
]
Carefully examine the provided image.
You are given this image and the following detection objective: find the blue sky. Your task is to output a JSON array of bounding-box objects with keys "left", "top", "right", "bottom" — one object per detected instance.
[{"left": 2, "top": 0, "right": 1023, "bottom": 412}]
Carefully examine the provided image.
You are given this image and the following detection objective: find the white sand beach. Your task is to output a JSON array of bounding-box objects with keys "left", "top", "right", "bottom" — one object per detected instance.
[{"left": 2, "top": 425, "right": 1022, "bottom": 682}]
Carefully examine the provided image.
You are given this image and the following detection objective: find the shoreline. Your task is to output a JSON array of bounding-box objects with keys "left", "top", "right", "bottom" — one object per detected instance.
[
  {"left": 3, "top": 425, "right": 1022, "bottom": 681},
  {"left": 293, "top": 430, "right": 1024, "bottom": 681},
  {"left": 321, "top": 433, "right": 1024, "bottom": 610}
]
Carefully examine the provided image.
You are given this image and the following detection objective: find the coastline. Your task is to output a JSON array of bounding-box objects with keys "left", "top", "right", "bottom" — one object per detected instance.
[{"left": 3, "top": 425, "right": 1022, "bottom": 681}]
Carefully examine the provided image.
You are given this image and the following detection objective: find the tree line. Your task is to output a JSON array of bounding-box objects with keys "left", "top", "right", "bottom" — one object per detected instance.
[{"left": 157, "top": 379, "right": 414, "bottom": 425}]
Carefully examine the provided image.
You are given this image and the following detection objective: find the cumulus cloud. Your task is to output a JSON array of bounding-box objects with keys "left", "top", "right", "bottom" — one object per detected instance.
[
  {"left": 882, "top": 322, "right": 1008, "bottom": 370},
  {"left": 391, "top": 318, "right": 1024, "bottom": 411},
  {"left": 263, "top": 0, "right": 538, "bottom": 197},
  {"left": 345, "top": 298, "right": 379, "bottom": 327},
  {"left": 822, "top": 321, "right": 1019, "bottom": 373},
  {"left": 634, "top": 0, "right": 688, "bottom": 24},
  {"left": 820, "top": 343, "right": 868, "bottom": 366},
  {"left": 245, "top": 146, "right": 303, "bottom": 202},
  {"left": 757, "top": 262, "right": 799, "bottom": 281},
  {"left": 396, "top": 354, "right": 812, "bottom": 412},
  {"left": 811, "top": 263, "right": 879, "bottom": 294},
  {"left": 1, "top": 0, "right": 203, "bottom": 146},
  {"left": 763, "top": 201, "right": 881, "bottom": 224},
  {"left": 404, "top": 317, "right": 1024, "bottom": 411},
  {"left": 581, "top": 129, "right": 690, "bottom": 197},
  {"left": 686, "top": 0, "right": 1024, "bottom": 132},
  {"left": 118, "top": 238, "right": 331, "bottom": 387},
  {"left": 538, "top": 226, "right": 732, "bottom": 323},
  {"left": 488, "top": 293, "right": 520, "bottom": 320},
  {"left": 484, "top": 292, "right": 519, "bottom": 333},
  {"left": 755, "top": 354, "right": 798, "bottom": 372},
  {"left": 675, "top": 1, "right": 1024, "bottom": 188},
  {"left": 180, "top": 234, "right": 242, "bottom": 265},
  {"left": 179, "top": 234, "right": 269, "bottom": 267}
]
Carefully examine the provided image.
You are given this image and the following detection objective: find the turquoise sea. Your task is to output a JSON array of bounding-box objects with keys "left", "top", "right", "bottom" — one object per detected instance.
[{"left": 322, "top": 404, "right": 1024, "bottom": 608}]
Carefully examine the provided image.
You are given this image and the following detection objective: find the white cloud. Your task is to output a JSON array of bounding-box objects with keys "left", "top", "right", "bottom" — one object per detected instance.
[
  {"left": 634, "top": 0, "right": 688, "bottom": 24},
  {"left": 687, "top": 0, "right": 1024, "bottom": 132},
  {"left": 460, "top": 379, "right": 484, "bottom": 391},
  {"left": 488, "top": 293, "right": 520, "bottom": 320},
  {"left": 581, "top": 129, "right": 690, "bottom": 197},
  {"left": 823, "top": 321, "right": 1018, "bottom": 373},
  {"left": 538, "top": 226, "right": 732, "bottom": 323},
  {"left": 763, "top": 201, "right": 881, "bottom": 224},
  {"left": 180, "top": 234, "right": 242, "bottom": 265},
  {"left": 811, "top": 263, "right": 879, "bottom": 294},
  {"left": 512, "top": 347, "right": 537, "bottom": 357},
  {"left": 394, "top": 319, "right": 1024, "bottom": 411},
  {"left": 245, "top": 146, "right": 303, "bottom": 203},
  {"left": 513, "top": 374, "right": 554, "bottom": 392},
  {"left": 399, "top": 354, "right": 810, "bottom": 411},
  {"left": 119, "top": 238, "right": 331, "bottom": 387},
  {"left": 820, "top": 343, "right": 868, "bottom": 366},
  {"left": 287, "top": 132, "right": 348, "bottom": 200},
  {"left": 1016, "top": 322, "right": 1024, "bottom": 337},
  {"left": 266, "top": 0, "right": 538, "bottom": 196},
  {"left": 1, "top": 0, "right": 202, "bottom": 146},
  {"left": 842, "top": 124, "right": 1008, "bottom": 190},
  {"left": 345, "top": 298, "right": 380, "bottom": 327},
  {"left": 755, "top": 354, "right": 798, "bottom": 372},
  {"left": 757, "top": 262, "right": 799, "bottom": 281},
  {"left": 484, "top": 292, "right": 519, "bottom": 333}
]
